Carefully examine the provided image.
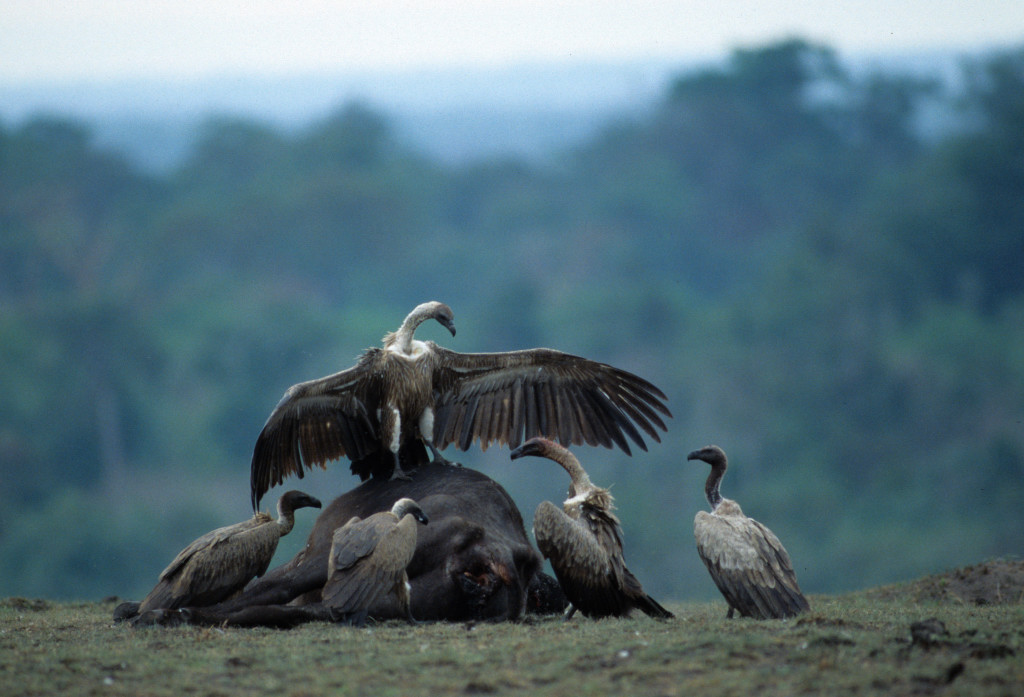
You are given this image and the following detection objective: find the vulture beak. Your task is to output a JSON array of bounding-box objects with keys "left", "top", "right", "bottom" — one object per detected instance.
[
  {"left": 438, "top": 316, "right": 456, "bottom": 337},
  {"left": 509, "top": 439, "right": 543, "bottom": 460}
]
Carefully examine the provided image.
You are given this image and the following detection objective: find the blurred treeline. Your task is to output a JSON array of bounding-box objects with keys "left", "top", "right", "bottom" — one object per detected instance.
[{"left": 2, "top": 40, "right": 1022, "bottom": 603}]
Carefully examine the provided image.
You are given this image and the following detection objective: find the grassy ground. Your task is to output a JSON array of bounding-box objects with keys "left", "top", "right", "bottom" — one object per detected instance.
[{"left": 3, "top": 584, "right": 1022, "bottom": 697}]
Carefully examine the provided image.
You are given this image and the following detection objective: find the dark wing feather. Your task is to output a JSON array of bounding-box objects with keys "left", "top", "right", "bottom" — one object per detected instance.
[
  {"left": 249, "top": 352, "right": 382, "bottom": 510},
  {"left": 430, "top": 347, "right": 671, "bottom": 454},
  {"left": 534, "top": 501, "right": 670, "bottom": 618},
  {"left": 694, "top": 510, "right": 809, "bottom": 619},
  {"left": 534, "top": 501, "right": 617, "bottom": 615},
  {"left": 582, "top": 504, "right": 672, "bottom": 619}
]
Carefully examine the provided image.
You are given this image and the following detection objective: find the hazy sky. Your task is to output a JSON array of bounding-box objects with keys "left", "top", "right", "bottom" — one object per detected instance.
[{"left": 3, "top": 1, "right": 1023, "bottom": 82}]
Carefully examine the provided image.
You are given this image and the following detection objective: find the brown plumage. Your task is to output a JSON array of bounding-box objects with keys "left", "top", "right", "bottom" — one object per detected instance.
[
  {"left": 138, "top": 490, "right": 321, "bottom": 613},
  {"left": 511, "top": 437, "right": 672, "bottom": 620},
  {"left": 250, "top": 301, "right": 671, "bottom": 510},
  {"left": 687, "top": 445, "right": 809, "bottom": 619},
  {"left": 322, "top": 497, "right": 429, "bottom": 626}
]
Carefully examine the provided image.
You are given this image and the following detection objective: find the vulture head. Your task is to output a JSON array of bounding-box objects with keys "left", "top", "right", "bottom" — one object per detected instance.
[
  {"left": 277, "top": 490, "right": 323, "bottom": 515},
  {"left": 508, "top": 438, "right": 552, "bottom": 461},
  {"left": 391, "top": 497, "right": 430, "bottom": 525},
  {"left": 511, "top": 437, "right": 605, "bottom": 505},
  {"left": 686, "top": 445, "right": 728, "bottom": 469},
  {"left": 687, "top": 444, "right": 729, "bottom": 510},
  {"left": 411, "top": 301, "right": 456, "bottom": 337}
]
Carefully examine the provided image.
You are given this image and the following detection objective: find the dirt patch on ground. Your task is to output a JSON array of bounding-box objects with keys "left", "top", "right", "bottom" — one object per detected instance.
[{"left": 867, "top": 558, "right": 1024, "bottom": 605}]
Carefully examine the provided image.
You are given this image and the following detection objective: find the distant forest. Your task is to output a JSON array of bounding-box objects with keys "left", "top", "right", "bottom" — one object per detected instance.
[{"left": 2, "top": 39, "right": 1022, "bottom": 603}]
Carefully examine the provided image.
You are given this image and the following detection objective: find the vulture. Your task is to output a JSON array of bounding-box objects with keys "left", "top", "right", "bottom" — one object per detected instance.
[
  {"left": 138, "top": 490, "right": 321, "bottom": 614},
  {"left": 511, "top": 437, "right": 672, "bottom": 620},
  {"left": 687, "top": 445, "right": 809, "bottom": 619},
  {"left": 322, "top": 497, "right": 429, "bottom": 626},
  {"left": 250, "top": 300, "right": 671, "bottom": 510}
]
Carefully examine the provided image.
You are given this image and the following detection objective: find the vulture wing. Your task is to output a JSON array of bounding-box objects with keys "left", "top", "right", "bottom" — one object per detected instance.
[
  {"left": 534, "top": 501, "right": 611, "bottom": 577},
  {"left": 430, "top": 346, "right": 671, "bottom": 454},
  {"left": 694, "top": 510, "right": 809, "bottom": 619},
  {"left": 578, "top": 503, "right": 673, "bottom": 619},
  {"left": 157, "top": 514, "right": 269, "bottom": 582},
  {"left": 327, "top": 514, "right": 388, "bottom": 573},
  {"left": 142, "top": 515, "right": 277, "bottom": 611},
  {"left": 250, "top": 352, "right": 382, "bottom": 510},
  {"left": 323, "top": 515, "right": 418, "bottom": 614},
  {"left": 533, "top": 501, "right": 627, "bottom": 617},
  {"left": 174, "top": 522, "right": 281, "bottom": 603}
]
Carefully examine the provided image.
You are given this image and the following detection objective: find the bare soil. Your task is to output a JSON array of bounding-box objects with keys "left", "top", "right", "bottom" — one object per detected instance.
[{"left": 866, "top": 557, "right": 1024, "bottom": 605}]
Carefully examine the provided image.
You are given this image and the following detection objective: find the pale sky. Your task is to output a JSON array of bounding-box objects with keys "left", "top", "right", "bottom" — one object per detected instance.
[{"left": 2, "top": 1, "right": 1023, "bottom": 83}]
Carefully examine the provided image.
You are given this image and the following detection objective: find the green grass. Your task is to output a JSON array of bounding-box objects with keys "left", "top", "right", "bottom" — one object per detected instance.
[{"left": 1, "top": 593, "right": 1022, "bottom": 697}]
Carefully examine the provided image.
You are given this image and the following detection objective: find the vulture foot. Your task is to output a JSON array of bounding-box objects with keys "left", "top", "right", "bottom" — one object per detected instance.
[
  {"left": 426, "top": 442, "right": 459, "bottom": 468},
  {"left": 112, "top": 601, "right": 140, "bottom": 622},
  {"left": 330, "top": 608, "right": 370, "bottom": 627},
  {"left": 130, "top": 608, "right": 190, "bottom": 627}
]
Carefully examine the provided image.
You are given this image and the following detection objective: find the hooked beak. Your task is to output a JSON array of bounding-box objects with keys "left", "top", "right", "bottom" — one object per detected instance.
[
  {"left": 509, "top": 441, "right": 542, "bottom": 460},
  {"left": 438, "top": 317, "right": 456, "bottom": 337}
]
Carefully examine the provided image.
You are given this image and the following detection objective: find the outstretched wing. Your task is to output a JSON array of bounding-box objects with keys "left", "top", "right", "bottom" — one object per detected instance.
[
  {"left": 249, "top": 351, "right": 382, "bottom": 510},
  {"left": 694, "top": 511, "right": 809, "bottom": 619},
  {"left": 430, "top": 346, "right": 671, "bottom": 455}
]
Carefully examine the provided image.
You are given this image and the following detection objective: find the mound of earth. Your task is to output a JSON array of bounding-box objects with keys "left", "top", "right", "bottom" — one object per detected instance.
[{"left": 867, "top": 559, "right": 1024, "bottom": 605}]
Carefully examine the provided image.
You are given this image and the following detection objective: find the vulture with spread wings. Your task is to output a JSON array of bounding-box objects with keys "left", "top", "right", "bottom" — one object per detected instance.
[{"left": 250, "top": 301, "right": 671, "bottom": 510}]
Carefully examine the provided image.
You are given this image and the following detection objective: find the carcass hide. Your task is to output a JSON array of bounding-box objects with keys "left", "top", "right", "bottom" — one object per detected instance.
[{"left": 126, "top": 462, "right": 563, "bottom": 627}]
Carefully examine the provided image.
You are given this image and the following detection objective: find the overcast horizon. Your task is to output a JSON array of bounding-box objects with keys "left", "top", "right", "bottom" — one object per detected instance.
[
  {"left": 3, "top": 3, "right": 1019, "bottom": 168},
  {"left": 4, "top": 1, "right": 1022, "bottom": 83}
]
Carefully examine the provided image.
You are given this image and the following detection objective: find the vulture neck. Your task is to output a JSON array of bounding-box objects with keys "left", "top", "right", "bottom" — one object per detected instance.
[
  {"left": 552, "top": 447, "right": 615, "bottom": 513},
  {"left": 550, "top": 447, "right": 594, "bottom": 493},
  {"left": 275, "top": 502, "right": 298, "bottom": 535},
  {"left": 704, "top": 460, "right": 726, "bottom": 511},
  {"left": 384, "top": 307, "right": 431, "bottom": 355}
]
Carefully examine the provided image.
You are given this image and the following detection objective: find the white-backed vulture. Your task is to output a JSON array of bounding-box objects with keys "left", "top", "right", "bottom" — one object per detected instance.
[
  {"left": 511, "top": 437, "right": 672, "bottom": 620},
  {"left": 250, "top": 301, "right": 671, "bottom": 509},
  {"left": 687, "top": 445, "right": 809, "bottom": 619},
  {"left": 138, "top": 490, "right": 321, "bottom": 613},
  {"left": 322, "top": 497, "right": 429, "bottom": 626}
]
